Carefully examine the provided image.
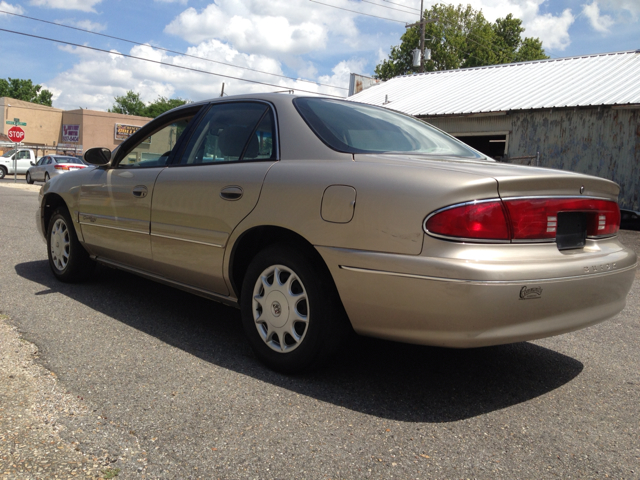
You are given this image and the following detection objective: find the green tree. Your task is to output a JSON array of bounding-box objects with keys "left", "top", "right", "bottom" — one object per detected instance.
[
  {"left": 0, "top": 78, "right": 53, "bottom": 106},
  {"left": 108, "top": 90, "right": 147, "bottom": 116},
  {"left": 144, "top": 96, "right": 188, "bottom": 118},
  {"left": 108, "top": 91, "right": 188, "bottom": 117},
  {"left": 375, "top": 4, "right": 549, "bottom": 80}
]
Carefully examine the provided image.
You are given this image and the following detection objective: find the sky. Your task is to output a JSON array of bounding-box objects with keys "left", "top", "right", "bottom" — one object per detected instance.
[{"left": 0, "top": 0, "right": 638, "bottom": 111}]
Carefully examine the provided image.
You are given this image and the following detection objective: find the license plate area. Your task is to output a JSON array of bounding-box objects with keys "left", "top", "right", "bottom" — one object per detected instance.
[{"left": 556, "top": 211, "right": 587, "bottom": 250}]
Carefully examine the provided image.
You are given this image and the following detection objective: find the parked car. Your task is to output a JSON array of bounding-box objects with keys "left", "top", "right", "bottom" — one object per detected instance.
[
  {"left": 35, "top": 93, "right": 637, "bottom": 373},
  {"left": 0, "top": 148, "right": 37, "bottom": 178},
  {"left": 26, "top": 155, "right": 88, "bottom": 184}
]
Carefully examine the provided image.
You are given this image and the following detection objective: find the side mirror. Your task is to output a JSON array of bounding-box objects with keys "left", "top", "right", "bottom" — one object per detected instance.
[
  {"left": 84, "top": 147, "right": 112, "bottom": 166},
  {"left": 30, "top": 161, "right": 35, "bottom": 166}
]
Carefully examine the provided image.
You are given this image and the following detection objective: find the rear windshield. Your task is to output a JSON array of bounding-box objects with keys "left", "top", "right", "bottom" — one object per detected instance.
[
  {"left": 54, "top": 156, "right": 83, "bottom": 164},
  {"left": 294, "top": 98, "right": 483, "bottom": 158}
]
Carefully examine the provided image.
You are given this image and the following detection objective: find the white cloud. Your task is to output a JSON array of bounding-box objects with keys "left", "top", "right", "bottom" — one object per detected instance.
[
  {"left": 56, "top": 18, "right": 107, "bottom": 32},
  {"left": 46, "top": 40, "right": 347, "bottom": 111},
  {"left": 163, "top": 0, "right": 414, "bottom": 58},
  {"left": 457, "top": 0, "right": 575, "bottom": 51},
  {"left": 29, "top": 0, "right": 102, "bottom": 12},
  {"left": 0, "top": 1, "right": 24, "bottom": 15},
  {"left": 582, "top": 1, "right": 615, "bottom": 32}
]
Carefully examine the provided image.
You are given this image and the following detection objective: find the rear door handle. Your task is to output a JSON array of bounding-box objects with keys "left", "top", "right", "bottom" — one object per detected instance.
[
  {"left": 132, "top": 185, "right": 148, "bottom": 198},
  {"left": 220, "top": 186, "right": 243, "bottom": 201}
]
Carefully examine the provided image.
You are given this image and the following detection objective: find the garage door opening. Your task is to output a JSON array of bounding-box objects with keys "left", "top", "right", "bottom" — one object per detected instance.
[{"left": 455, "top": 134, "right": 507, "bottom": 161}]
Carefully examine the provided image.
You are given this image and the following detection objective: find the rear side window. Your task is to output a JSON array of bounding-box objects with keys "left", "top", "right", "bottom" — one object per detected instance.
[
  {"left": 294, "top": 97, "right": 483, "bottom": 159},
  {"left": 178, "top": 102, "right": 276, "bottom": 165}
]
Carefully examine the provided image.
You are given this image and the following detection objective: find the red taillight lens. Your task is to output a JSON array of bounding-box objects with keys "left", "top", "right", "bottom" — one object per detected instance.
[
  {"left": 425, "top": 201, "right": 510, "bottom": 240},
  {"left": 54, "top": 164, "right": 68, "bottom": 170},
  {"left": 504, "top": 198, "right": 620, "bottom": 239},
  {"left": 426, "top": 198, "right": 620, "bottom": 242}
]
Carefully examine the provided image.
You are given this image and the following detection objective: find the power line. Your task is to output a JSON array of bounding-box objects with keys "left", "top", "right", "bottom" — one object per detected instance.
[
  {"left": 0, "top": 28, "right": 346, "bottom": 98},
  {"left": 381, "top": 0, "right": 420, "bottom": 11},
  {"left": 0, "top": 9, "right": 348, "bottom": 91},
  {"left": 309, "top": 0, "right": 411, "bottom": 24},
  {"left": 358, "top": 0, "right": 420, "bottom": 14}
]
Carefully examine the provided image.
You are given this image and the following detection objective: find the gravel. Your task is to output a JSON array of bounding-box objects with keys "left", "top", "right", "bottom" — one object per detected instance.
[{"left": 1, "top": 182, "right": 639, "bottom": 479}]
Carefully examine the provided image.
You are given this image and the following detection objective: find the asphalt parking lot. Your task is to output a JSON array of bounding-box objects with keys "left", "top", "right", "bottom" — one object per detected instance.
[{"left": 1, "top": 180, "right": 639, "bottom": 479}]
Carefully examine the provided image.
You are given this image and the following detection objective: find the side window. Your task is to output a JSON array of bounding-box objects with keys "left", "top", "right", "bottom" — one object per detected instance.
[
  {"left": 118, "top": 116, "right": 194, "bottom": 168},
  {"left": 178, "top": 102, "right": 276, "bottom": 165},
  {"left": 46, "top": 157, "right": 53, "bottom": 165},
  {"left": 17, "top": 151, "right": 30, "bottom": 160}
]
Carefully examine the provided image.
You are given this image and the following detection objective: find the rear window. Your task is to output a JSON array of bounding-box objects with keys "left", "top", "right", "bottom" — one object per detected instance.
[
  {"left": 294, "top": 98, "right": 483, "bottom": 158},
  {"left": 54, "top": 156, "right": 83, "bottom": 164}
]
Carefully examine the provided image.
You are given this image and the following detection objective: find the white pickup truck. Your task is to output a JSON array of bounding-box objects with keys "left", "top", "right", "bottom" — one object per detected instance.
[{"left": 0, "top": 148, "right": 37, "bottom": 178}]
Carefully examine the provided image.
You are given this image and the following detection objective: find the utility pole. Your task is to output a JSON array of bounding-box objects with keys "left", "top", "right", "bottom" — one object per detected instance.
[{"left": 405, "top": 0, "right": 436, "bottom": 73}]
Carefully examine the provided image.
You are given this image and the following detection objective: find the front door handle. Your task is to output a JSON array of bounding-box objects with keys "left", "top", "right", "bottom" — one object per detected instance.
[
  {"left": 132, "top": 185, "right": 148, "bottom": 198},
  {"left": 220, "top": 186, "right": 243, "bottom": 201}
]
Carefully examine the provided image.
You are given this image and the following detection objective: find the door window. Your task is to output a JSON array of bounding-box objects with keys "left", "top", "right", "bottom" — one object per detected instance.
[
  {"left": 178, "top": 102, "right": 276, "bottom": 165},
  {"left": 17, "top": 151, "right": 30, "bottom": 160},
  {"left": 118, "top": 117, "right": 194, "bottom": 169}
]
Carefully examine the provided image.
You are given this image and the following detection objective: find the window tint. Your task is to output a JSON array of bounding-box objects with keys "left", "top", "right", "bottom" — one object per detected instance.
[
  {"left": 294, "top": 98, "right": 483, "bottom": 159},
  {"left": 118, "top": 117, "right": 193, "bottom": 168},
  {"left": 46, "top": 158, "right": 53, "bottom": 165},
  {"left": 38, "top": 157, "right": 47, "bottom": 166},
  {"left": 178, "top": 102, "right": 275, "bottom": 165}
]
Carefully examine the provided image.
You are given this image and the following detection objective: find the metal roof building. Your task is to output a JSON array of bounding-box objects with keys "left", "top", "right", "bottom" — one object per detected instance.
[{"left": 349, "top": 50, "right": 640, "bottom": 211}]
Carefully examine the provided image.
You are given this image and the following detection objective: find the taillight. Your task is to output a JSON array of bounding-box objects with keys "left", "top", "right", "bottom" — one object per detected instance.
[
  {"left": 425, "top": 200, "right": 510, "bottom": 241},
  {"left": 425, "top": 197, "right": 620, "bottom": 242},
  {"left": 54, "top": 165, "right": 68, "bottom": 170},
  {"left": 504, "top": 198, "right": 620, "bottom": 239}
]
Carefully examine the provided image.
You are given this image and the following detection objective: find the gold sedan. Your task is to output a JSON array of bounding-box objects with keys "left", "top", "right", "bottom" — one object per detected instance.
[{"left": 36, "top": 94, "right": 637, "bottom": 373}]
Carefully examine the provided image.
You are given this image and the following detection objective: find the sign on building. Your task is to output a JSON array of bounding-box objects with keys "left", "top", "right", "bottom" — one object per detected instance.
[
  {"left": 62, "top": 124, "right": 80, "bottom": 142},
  {"left": 115, "top": 123, "right": 144, "bottom": 141},
  {"left": 348, "top": 73, "right": 381, "bottom": 96}
]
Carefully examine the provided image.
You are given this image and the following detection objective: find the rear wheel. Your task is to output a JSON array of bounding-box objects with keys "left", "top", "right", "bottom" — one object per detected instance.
[
  {"left": 47, "top": 207, "right": 94, "bottom": 282},
  {"left": 240, "top": 244, "right": 350, "bottom": 373},
  {"left": 0, "top": 166, "right": 6, "bottom": 179},
  {"left": 26, "top": 172, "right": 34, "bottom": 184}
]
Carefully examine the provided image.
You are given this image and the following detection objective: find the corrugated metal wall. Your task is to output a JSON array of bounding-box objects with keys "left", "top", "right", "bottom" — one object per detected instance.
[{"left": 424, "top": 107, "right": 640, "bottom": 210}]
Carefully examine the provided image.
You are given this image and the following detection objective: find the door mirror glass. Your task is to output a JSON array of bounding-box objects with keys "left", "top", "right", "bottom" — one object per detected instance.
[{"left": 84, "top": 147, "right": 112, "bottom": 165}]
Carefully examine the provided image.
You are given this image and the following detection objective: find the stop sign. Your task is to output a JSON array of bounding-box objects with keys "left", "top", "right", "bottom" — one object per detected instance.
[{"left": 7, "top": 126, "right": 25, "bottom": 143}]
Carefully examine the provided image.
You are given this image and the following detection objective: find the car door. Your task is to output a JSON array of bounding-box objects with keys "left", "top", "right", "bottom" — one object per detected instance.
[
  {"left": 150, "top": 101, "right": 278, "bottom": 295},
  {"left": 77, "top": 107, "right": 203, "bottom": 271},
  {"left": 16, "top": 150, "right": 32, "bottom": 173},
  {"left": 32, "top": 156, "right": 47, "bottom": 180}
]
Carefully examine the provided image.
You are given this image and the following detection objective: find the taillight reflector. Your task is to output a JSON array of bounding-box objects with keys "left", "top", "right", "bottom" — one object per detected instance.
[
  {"left": 425, "top": 201, "right": 509, "bottom": 241},
  {"left": 425, "top": 198, "right": 620, "bottom": 242},
  {"left": 504, "top": 198, "right": 620, "bottom": 239}
]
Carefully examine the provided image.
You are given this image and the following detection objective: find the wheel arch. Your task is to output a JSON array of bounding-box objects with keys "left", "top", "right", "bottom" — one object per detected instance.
[
  {"left": 42, "top": 193, "right": 72, "bottom": 238},
  {"left": 229, "top": 226, "right": 331, "bottom": 302}
]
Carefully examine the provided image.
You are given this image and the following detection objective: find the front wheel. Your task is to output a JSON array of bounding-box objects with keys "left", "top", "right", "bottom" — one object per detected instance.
[
  {"left": 0, "top": 166, "right": 6, "bottom": 179},
  {"left": 26, "top": 172, "right": 34, "bottom": 184},
  {"left": 47, "top": 207, "right": 94, "bottom": 282},
  {"left": 240, "top": 244, "right": 350, "bottom": 373}
]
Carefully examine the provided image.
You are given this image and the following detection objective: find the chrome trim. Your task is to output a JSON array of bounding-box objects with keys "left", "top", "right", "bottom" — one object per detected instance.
[
  {"left": 95, "top": 257, "right": 239, "bottom": 308},
  {"left": 78, "top": 222, "right": 148, "bottom": 235},
  {"left": 150, "top": 232, "right": 224, "bottom": 248},
  {"left": 501, "top": 195, "right": 614, "bottom": 202},
  {"left": 339, "top": 263, "right": 638, "bottom": 285}
]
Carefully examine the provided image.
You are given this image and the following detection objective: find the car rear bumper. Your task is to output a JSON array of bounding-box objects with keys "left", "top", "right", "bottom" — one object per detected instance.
[{"left": 317, "top": 238, "right": 637, "bottom": 347}]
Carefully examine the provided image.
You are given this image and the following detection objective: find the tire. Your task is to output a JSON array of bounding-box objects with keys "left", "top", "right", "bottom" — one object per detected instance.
[
  {"left": 26, "top": 172, "right": 34, "bottom": 184},
  {"left": 240, "top": 243, "right": 350, "bottom": 374},
  {"left": 44, "top": 173, "right": 50, "bottom": 182},
  {"left": 47, "top": 207, "right": 95, "bottom": 282},
  {"left": 0, "top": 166, "right": 6, "bottom": 179}
]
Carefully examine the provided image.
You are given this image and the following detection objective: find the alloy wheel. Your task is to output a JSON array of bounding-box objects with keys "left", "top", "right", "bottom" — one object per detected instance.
[
  {"left": 50, "top": 218, "right": 70, "bottom": 271},
  {"left": 252, "top": 264, "right": 309, "bottom": 353}
]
